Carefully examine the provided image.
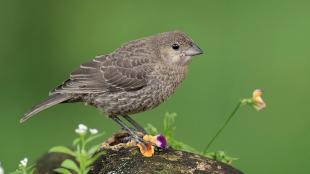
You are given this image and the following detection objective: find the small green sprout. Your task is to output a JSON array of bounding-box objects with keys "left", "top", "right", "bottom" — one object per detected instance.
[
  {"left": 204, "top": 151, "right": 238, "bottom": 164},
  {"left": 49, "top": 124, "right": 105, "bottom": 174},
  {"left": 146, "top": 112, "right": 200, "bottom": 155}
]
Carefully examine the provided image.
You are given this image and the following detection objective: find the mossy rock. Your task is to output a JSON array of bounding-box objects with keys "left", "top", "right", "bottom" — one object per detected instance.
[
  {"left": 90, "top": 131, "right": 244, "bottom": 174},
  {"left": 36, "top": 131, "right": 244, "bottom": 174}
]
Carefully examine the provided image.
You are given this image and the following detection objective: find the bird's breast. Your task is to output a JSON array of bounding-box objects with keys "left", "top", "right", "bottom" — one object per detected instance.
[{"left": 148, "top": 64, "right": 187, "bottom": 102}]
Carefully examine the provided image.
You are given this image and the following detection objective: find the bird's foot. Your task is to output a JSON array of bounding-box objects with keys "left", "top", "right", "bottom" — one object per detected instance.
[
  {"left": 121, "top": 127, "right": 145, "bottom": 135},
  {"left": 121, "top": 115, "right": 147, "bottom": 134},
  {"left": 129, "top": 131, "right": 145, "bottom": 144}
]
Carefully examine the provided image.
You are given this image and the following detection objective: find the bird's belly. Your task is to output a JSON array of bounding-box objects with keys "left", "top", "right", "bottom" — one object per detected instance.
[{"left": 93, "top": 82, "right": 180, "bottom": 116}]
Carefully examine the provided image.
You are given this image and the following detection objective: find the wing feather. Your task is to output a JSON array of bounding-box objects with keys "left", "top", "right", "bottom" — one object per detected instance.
[{"left": 51, "top": 51, "right": 154, "bottom": 94}]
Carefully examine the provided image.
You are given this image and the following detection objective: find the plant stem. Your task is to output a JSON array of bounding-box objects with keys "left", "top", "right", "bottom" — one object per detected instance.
[
  {"left": 80, "top": 135, "right": 86, "bottom": 174},
  {"left": 203, "top": 101, "right": 242, "bottom": 154}
]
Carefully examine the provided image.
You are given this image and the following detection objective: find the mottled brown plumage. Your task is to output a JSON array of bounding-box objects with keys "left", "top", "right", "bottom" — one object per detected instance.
[{"left": 20, "top": 31, "right": 203, "bottom": 137}]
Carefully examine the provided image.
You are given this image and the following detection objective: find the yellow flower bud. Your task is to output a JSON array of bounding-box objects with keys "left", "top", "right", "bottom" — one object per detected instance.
[{"left": 252, "top": 89, "right": 266, "bottom": 111}]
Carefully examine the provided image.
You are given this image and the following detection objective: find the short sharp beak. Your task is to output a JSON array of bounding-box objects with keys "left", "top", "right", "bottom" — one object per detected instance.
[{"left": 184, "top": 44, "right": 203, "bottom": 56}]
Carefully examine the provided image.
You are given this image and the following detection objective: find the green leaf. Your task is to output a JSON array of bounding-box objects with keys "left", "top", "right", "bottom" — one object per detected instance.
[
  {"left": 87, "top": 144, "right": 100, "bottom": 156},
  {"left": 28, "top": 166, "right": 35, "bottom": 174},
  {"left": 73, "top": 137, "right": 81, "bottom": 146},
  {"left": 203, "top": 152, "right": 215, "bottom": 159},
  {"left": 169, "top": 139, "right": 199, "bottom": 154},
  {"left": 60, "top": 159, "right": 80, "bottom": 173},
  {"left": 206, "top": 151, "right": 238, "bottom": 164},
  {"left": 85, "top": 132, "right": 105, "bottom": 145},
  {"left": 145, "top": 123, "right": 159, "bottom": 135},
  {"left": 84, "top": 168, "right": 90, "bottom": 174},
  {"left": 77, "top": 144, "right": 81, "bottom": 153},
  {"left": 163, "top": 112, "right": 177, "bottom": 139},
  {"left": 86, "top": 151, "right": 106, "bottom": 166},
  {"left": 54, "top": 167, "right": 72, "bottom": 174},
  {"left": 215, "top": 150, "right": 225, "bottom": 160},
  {"left": 49, "top": 146, "right": 76, "bottom": 157}
]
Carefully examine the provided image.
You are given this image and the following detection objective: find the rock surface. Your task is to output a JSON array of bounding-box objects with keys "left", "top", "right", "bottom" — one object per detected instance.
[
  {"left": 36, "top": 131, "right": 244, "bottom": 174},
  {"left": 89, "top": 131, "right": 244, "bottom": 174}
]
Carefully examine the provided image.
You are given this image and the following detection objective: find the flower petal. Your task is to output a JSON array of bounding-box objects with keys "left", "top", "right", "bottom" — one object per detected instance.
[
  {"left": 155, "top": 135, "right": 167, "bottom": 149},
  {"left": 20, "top": 158, "right": 28, "bottom": 167},
  {"left": 137, "top": 143, "right": 154, "bottom": 157},
  {"left": 142, "top": 134, "right": 168, "bottom": 148},
  {"left": 90, "top": 128, "right": 98, "bottom": 134},
  {"left": 78, "top": 124, "right": 88, "bottom": 131},
  {"left": 75, "top": 128, "right": 86, "bottom": 135},
  {"left": 252, "top": 89, "right": 266, "bottom": 111}
]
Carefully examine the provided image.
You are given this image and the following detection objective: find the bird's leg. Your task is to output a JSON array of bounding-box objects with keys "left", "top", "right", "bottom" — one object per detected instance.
[
  {"left": 122, "top": 115, "right": 147, "bottom": 134},
  {"left": 110, "top": 115, "right": 145, "bottom": 144}
]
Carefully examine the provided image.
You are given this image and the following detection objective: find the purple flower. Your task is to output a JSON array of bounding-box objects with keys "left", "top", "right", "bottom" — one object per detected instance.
[
  {"left": 142, "top": 134, "right": 168, "bottom": 149},
  {"left": 155, "top": 135, "right": 167, "bottom": 148}
]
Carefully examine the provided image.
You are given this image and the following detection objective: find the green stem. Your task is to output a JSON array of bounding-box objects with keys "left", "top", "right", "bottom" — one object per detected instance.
[
  {"left": 203, "top": 101, "right": 242, "bottom": 154},
  {"left": 81, "top": 135, "right": 86, "bottom": 174}
]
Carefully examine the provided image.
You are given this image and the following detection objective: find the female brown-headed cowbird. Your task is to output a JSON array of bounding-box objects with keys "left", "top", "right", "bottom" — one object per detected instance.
[{"left": 21, "top": 31, "right": 203, "bottom": 142}]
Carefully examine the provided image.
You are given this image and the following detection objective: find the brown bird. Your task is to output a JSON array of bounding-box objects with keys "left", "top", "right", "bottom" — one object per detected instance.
[{"left": 20, "top": 31, "right": 203, "bottom": 142}]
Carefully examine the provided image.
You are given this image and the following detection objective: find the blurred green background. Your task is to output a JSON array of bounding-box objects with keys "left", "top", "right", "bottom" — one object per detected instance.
[{"left": 1, "top": 0, "right": 310, "bottom": 173}]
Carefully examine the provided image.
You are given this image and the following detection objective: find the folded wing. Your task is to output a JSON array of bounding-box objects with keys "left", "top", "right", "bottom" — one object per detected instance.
[{"left": 51, "top": 54, "right": 154, "bottom": 94}]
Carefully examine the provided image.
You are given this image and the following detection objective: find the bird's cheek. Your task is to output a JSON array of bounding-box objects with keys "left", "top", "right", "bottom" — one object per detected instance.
[
  {"left": 170, "top": 54, "right": 181, "bottom": 63},
  {"left": 180, "top": 55, "right": 192, "bottom": 65}
]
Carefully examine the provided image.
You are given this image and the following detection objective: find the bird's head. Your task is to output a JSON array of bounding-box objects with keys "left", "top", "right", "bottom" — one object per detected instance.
[{"left": 154, "top": 31, "right": 203, "bottom": 66}]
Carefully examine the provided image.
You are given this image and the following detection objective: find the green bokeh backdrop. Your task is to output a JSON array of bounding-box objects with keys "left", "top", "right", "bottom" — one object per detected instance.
[{"left": 1, "top": 0, "right": 310, "bottom": 173}]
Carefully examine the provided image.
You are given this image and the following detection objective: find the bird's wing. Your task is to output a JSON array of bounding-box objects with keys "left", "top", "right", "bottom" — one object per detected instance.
[{"left": 52, "top": 54, "right": 154, "bottom": 94}]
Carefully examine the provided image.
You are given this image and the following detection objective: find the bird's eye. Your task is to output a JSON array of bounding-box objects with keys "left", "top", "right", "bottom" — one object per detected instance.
[{"left": 171, "top": 43, "right": 180, "bottom": 50}]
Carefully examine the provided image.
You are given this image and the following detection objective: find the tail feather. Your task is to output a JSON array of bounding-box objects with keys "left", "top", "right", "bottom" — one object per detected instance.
[{"left": 20, "top": 93, "right": 71, "bottom": 123}]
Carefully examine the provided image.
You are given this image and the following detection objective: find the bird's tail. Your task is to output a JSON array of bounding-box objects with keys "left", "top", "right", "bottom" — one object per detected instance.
[{"left": 20, "top": 93, "right": 71, "bottom": 123}]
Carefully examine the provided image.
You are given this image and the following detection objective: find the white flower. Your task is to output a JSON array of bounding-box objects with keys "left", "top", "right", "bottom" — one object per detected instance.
[
  {"left": 0, "top": 162, "right": 4, "bottom": 174},
  {"left": 75, "top": 124, "right": 88, "bottom": 135},
  {"left": 78, "top": 124, "right": 88, "bottom": 131},
  {"left": 89, "top": 128, "right": 98, "bottom": 134},
  {"left": 19, "top": 158, "right": 28, "bottom": 167},
  {"left": 75, "top": 128, "right": 86, "bottom": 134}
]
